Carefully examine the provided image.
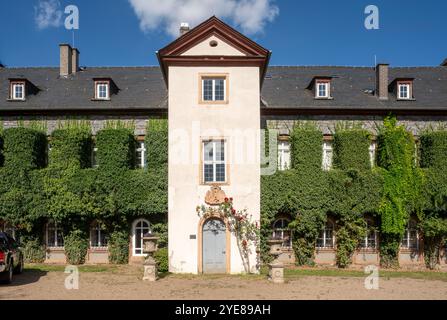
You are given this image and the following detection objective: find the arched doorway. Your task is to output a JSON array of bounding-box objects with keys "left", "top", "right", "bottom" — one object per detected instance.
[
  {"left": 202, "top": 218, "right": 227, "bottom": 274},
  {"left": 132, "top": 219, "right": 151, "bottom": 256}
]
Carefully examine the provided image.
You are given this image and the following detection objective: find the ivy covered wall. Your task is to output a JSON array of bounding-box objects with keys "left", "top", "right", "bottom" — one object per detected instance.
[
  {"left": 0, "top": 119, "right": 168, "bottom": 265},
  {"left": 262, "top": 116, "right": 447, "bottom": 269}
]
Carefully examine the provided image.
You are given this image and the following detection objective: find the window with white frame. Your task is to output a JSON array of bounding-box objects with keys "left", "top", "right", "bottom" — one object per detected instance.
[
  {"left": 322, "top": 140, "right": 333, "bottom": 171},
  {"left": 369, "top": 141, "right": 377, "bottom": 168},
  {"left": 201, "top": 76, "right": 226, "bottom": 102},
  {"left": 316, "top": 81, "right": 330, "bottom": 98},
  {"left": 398, "top": 83, "right": 411, "bottom": 100},
  {"left": 90, "top": 222, "right": 108, "bottom": 249},
  {"left": 95, "top": 82, "right": 110, "bottom": 100},
  {"left": 278, "top": 140, "right": 291, "bottom": 171},
  {"left": 133, "top": 219, "right": 151, "bottom": 256},
  {"left": 46, "top": 221, "right": 64, "bottom": 248},
  {"left": 317, "top": 220, "right": 335, "bottom": 249},
  {"left": 135, "top": 141, "right": 146, "bottom": 169},
  {"left": 401, "top": 219, "right": 419, "bottom": 250},
  {"left": 359, "top": 218, "right": 378, "bottom": 249},
  {"left": 203, "top": 140, "right": 226, "bottom": 183},
  {"left": 272, "top": 218, "right": 292, "bottom": 248},
  {"left": 11, "top": 82, "right": 25, "bottom": 100}
]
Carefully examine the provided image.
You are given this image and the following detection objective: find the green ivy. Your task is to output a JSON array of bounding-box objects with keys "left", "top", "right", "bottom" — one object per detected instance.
[
  {"left": 64, "top": 229, "right": 89, "bottom": 265},
  {"left": 377, "top": 116, "right": 424, "bottom": 268},
  {"left": 154, "top": 247, "right": 169, "bottom": 273},
  {"left": 145, "top": 119, "right": 168, "bottom": 170},
  {"left": 333, "top": 129, "right": 371, "bottom": 171}
]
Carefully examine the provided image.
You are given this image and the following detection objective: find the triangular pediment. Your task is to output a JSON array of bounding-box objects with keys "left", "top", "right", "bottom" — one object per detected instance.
[
  {"left": 181, "top": 35, "right": 246, "bottom": 57},
  {"left": 158, "top": 16, "right": 269, "bottom": 57},
  {"left": 157, "top": 16, "right": 271, "bottom": 87}
]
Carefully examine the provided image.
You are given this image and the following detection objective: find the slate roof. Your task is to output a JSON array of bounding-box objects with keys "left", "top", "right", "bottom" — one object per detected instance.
[
  {"left": 261, "top": 66, "right": 447, "bottom": 111},
  {"left": 1, "top": 65, "right": 446, "bottom": 112},
  {"left": 0, "top": 67, "right": 167, "bottom": 111}
]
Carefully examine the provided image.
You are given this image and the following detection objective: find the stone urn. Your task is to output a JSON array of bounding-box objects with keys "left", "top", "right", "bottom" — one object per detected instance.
[
  {"left": 142, "top": 233, "right": 159, "bottom": 281},
  {"left": 267, "top": 238, "right": 284, "bottom": 284}
]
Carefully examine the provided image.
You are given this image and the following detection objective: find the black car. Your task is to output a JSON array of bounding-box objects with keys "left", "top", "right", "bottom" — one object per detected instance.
[{"left": 0, "top": 232, "right": 24, "bottom": 284}]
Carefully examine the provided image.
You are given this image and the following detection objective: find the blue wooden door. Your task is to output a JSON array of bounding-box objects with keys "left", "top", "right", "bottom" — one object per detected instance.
[{"left": 203, "top": 219, "right": 226, "bottom": 273}]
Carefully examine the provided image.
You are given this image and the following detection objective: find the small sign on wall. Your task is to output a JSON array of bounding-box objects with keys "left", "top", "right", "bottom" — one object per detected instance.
[{"left": 189, "top": 234, "right": 197, "bottom": 240}]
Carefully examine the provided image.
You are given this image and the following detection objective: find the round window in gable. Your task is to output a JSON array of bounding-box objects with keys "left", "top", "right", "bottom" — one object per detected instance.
[{"left": 209, "top": 40, "right": 218, "bottom": 47}]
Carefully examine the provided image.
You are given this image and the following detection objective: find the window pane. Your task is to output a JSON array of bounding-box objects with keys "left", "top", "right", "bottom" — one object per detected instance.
[
  {"left": 215, "top": 163, "right": 225, "bottom": 182},
  {"left": 215, "top": 141, "right": 224, "bottom": 161},
  {"left": 91, "top": 227, "right": 99, "bottom": 247},
  {"left": 214, "top": 79, "right": 225, "bottom": 101},
  {"left": 203, "top": 79, "right": 213, "bottom": 101},
  {"left": 204, "top": 142, "right": 213, "bottom": 161},
  {"left": 48, "top": 226, "right": 56, "bottom": 247},
  {"left": 204, "top": 164, "right": 214, "bottom": 182}
]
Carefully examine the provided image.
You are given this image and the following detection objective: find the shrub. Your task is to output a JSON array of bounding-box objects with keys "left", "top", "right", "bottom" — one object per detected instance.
[
  {"left": 108, "top": 229, "right": 129, "bottom": 264},
  {"left": 64, "top": 229, "right": 89, "bottom": 265},
  {"left": 22, "top": 236, "right": 46, "bottom": 263},
  {"left": 154, "top": 247, "right": 169, "bottom": 273}
]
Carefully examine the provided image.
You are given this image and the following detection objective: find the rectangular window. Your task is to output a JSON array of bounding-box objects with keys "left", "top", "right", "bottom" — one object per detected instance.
[
  {"left": 12, "top": 83, "right": 25, "bottom": 100},
  {"left": 278, "top": 140, "right": 291, "bottom": 171},
  {"left": 47, "top": 222, "right": 64, "bottom": 248},
  {"left": 316, "top": 81, "right": 330, "bottom": 98},
  {"left": 398, "top": 83, "right": 411, "bottom": 100},
  {"left": 201, "top": 76, "right": 227, "bottom": 103},
  {"left": 135, "top": 141, "right": 146, "bottom": 169},
  {"left": 322, "top": 141, "right": 333, "bottom": 171},
  {"left": 401, "top": 222, "right": 418, "bottom": 250},
  {"left": 203, "top": 140, "right": 226, "bottom": 184},
  {"left": 90, "top": 224, "right": 108, "bottom": 249},
  {"left": 95, "top": 82, "right": 110, "bottom": 100}
]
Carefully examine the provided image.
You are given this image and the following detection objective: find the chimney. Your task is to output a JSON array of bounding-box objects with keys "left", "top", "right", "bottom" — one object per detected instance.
[
  {"left": 375, "top": 63, "right": 389, "bottom": 100},
  {"left": 179, "top": 22, "right": 190, "bottom": 36},
  {"left": 71, "top": 48, "right": 80, "bottom": 73},
  {"left": 59, "top": 44, "right": 72, "bottom": 77}
]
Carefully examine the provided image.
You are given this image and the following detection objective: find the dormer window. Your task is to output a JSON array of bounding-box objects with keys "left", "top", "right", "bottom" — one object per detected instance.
[
  {"left": 92, "top": 78, "right": 118, "bottom": 101},
  {"left": 398, "top": 82, "right": 411, "bottom": 100},
  {"left": 308, "top": 77, "right": 333, "bottom": 99},
  {"left": 10, "top": 81, "right": 26, "bottom": 100},
  {"left": 316, "top": 81, "right": 330, "bottom": 98},
  {"left": 95, "top": 81, "right": 110, "bottom": 100},
  {"left": 390, "top": 78, "right": 414, "bottom": 101}
]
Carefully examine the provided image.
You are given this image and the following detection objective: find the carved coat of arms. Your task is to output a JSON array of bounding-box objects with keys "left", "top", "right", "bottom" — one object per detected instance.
[{"left": 205, "top": 185, "right": 227, "bottom": 205}]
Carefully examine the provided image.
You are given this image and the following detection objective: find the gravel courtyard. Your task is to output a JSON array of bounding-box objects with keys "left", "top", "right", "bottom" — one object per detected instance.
[{"left": 0, "top": 265, "right": 446, "bottom": 300}]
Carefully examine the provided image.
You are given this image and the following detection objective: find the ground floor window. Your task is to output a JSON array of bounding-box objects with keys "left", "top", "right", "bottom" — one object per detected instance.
[
  {"left": 272, "top": 218, "right": 292, "bottom": 248},
  {"left": 359, "top": 218, "right": 378, "bottom": 249},
  {"left": 316, "top": 219, "right": 335, "bottom": 249},
  {"left": 46, "top": 221, "right": 64, "bottom": 248},
  {"left": 90, "top": 222, "right": 108, "bottom": 249},
  {"left": 401, "top": 219, "right": 419, "bottom": 250},
  {"left": 132, "top": 219, "right": 151, "bottom": 256}
]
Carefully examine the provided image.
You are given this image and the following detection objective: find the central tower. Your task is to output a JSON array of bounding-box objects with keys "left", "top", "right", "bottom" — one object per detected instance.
[{"left": 158, "top": 16, "right": 270, "bottom": 274}]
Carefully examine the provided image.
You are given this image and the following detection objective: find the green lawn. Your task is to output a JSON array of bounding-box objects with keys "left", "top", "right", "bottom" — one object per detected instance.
[
  {"left": 25, "top": 264, "right": 118, "bottom": 273},
  {"left": 284, "top": 267, "right": 447, "bottom": 282},
  {"left": 24, "top": 263, "right": 447, "bottom": 282}
]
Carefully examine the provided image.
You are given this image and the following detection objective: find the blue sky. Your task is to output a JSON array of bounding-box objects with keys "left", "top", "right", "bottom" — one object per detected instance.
[{"left": 1, "top": 0, "right": 446, "bottom": 68}]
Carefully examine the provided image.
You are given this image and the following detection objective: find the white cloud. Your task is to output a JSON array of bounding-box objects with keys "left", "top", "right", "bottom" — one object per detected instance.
[
  {"left": 128, "top": 0, "right": 279, "bottom": 37},
  {"left": 34, "top": 0, "right": 63, "bottom": 30}
]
